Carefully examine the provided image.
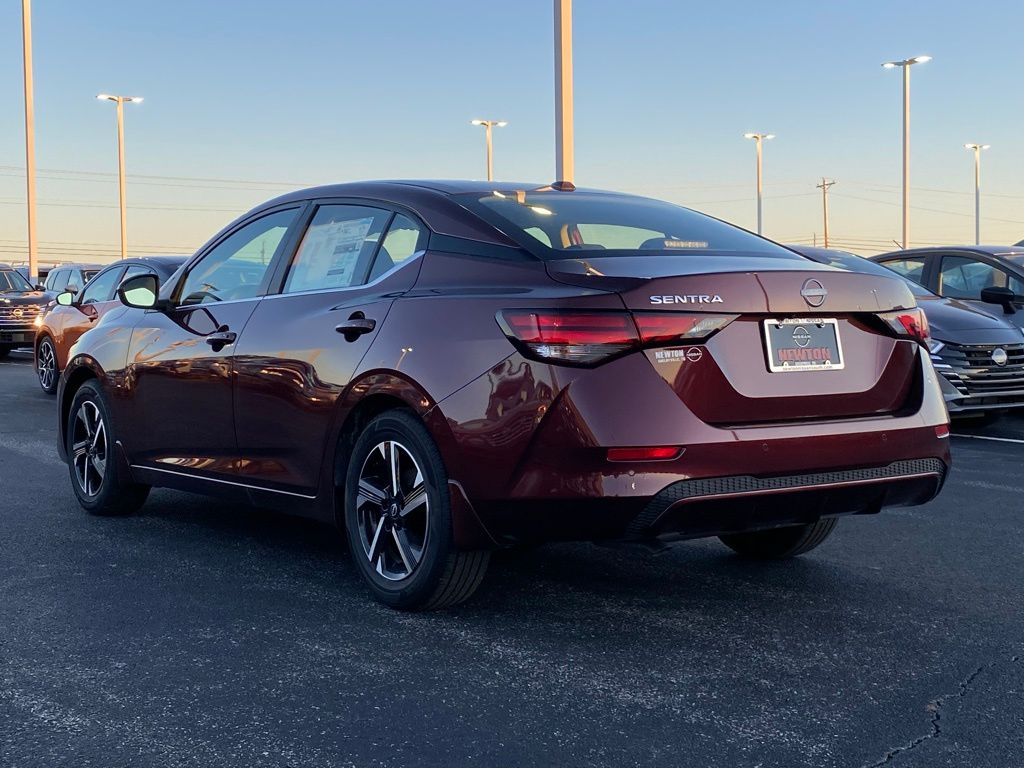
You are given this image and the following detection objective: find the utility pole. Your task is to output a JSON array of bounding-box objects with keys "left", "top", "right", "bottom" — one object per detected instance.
[
  {"left": 817, "top": 178, "right": 836, "bottom": 249},
  {"left": 21, "top": 0, "right": 39, "bottom": 284},
  {"left": 554, "top": 0, "right": 574, "bottom": 184}
]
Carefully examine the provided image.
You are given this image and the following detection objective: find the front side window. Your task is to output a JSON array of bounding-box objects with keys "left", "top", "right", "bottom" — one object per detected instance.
[
  {"left": 938, "top": 256, "right": 1022, "bottom": 300},
  {"left": 179, "top": 208, "right": 298, "bottom": 305},
  {"left": 283, "top": 205, "right": 391, "bottom": 294},
  {"left": 79, "top": 267, "right": 125, "bottom": 304},
  {"left": 368, "top": 214, "right": 427, "bottom": 282},
  {"left": 458, "top": 189, "right": 793, "bottom": 258}
]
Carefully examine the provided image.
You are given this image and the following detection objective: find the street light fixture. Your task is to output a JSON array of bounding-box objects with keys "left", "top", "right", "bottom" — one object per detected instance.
[
  {"left": 964, "top": 143, "right": 990, "bottom": 245},
  {"left": 470, "top": 119, "right": 507, "bottom": 182},
  {"left": 744, "top": 132, "right": 774, "bottom": 235},
  {"left": 882, "top": 55, "right": 931, "bottom": 249},
  {"left": 97, "top": 94, "right": 143, "bottom": 259}
]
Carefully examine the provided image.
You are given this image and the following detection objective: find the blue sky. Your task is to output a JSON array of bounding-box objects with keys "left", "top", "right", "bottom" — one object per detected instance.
[{"left": 2, "top": 0, "right": 1024, "bottom": 263}]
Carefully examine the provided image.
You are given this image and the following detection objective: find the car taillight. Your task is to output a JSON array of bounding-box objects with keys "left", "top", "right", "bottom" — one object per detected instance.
[
  {"left": 498, "top": 310, "right": 639, "bottom": 365},
  {"left": 498, "top": 310, "right": 736, "bottom": 366},
  {"left": 879, "top": 308, "right": 929, "bottom": 346},
  {"left": 632, "top": 313, "right": 736, "bottom": 345}
]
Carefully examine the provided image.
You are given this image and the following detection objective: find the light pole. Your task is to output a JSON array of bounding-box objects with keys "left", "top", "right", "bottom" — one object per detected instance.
[
  {"left": 964, "top": 143, "right": 990, "bottom": 245},
  {"left": 470, "top": 119, "right": 507, "bottom": 181},
  {"left": 743, "top": 133, "right": 774, "bottom": 235},
  {"left": 554, "top": 0, "right": 574, "bottom": 184},
  {"left": 21, "top": 0, "right": 38, "bottom": 284},
  {"left": 97, "top": 94, "right": 143, "bottom": 259},
  {"left": 882, "top": 55, "right": 931, "bottom": 249}
]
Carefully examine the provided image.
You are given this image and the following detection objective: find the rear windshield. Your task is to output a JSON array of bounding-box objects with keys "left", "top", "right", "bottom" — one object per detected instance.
[{"left": 457, "top": 189, "right": 795, "bottom": 259}]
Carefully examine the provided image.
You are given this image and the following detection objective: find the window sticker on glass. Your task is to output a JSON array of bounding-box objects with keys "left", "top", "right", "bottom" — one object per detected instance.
[
  {"left": 288, "top": 217, "right": 375, "bottom": 292},
  {"left": 663, "top": 240, "right": 709, "bottom": 249}
]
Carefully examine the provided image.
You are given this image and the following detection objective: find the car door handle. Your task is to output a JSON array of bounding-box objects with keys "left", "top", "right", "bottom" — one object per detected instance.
[
  {"left": 205, "top": 330, "right": 237, "bottom": 348},
  {"left": 335, "top": 316, "right": 376, "bottom": 341}
]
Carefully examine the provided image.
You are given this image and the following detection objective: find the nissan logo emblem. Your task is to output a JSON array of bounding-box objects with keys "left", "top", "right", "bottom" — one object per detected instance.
[
  {"left": 791, "top": 326, "right": 812, "bottom": 348},
  {"left": 800, "top": 278, "right": 827, "bottom": 308},
  {"left": 992, "top": 348, "right": 1008, "bottom": 366}
]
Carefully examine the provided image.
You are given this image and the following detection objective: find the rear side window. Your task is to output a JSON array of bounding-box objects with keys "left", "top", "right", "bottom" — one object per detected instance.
[
  {"left": 368, "top": 214, "right": 426, "bottom": 282},
  {"left": 284, "top": 205, "right": 391, "bottom": 293},
  {"left": 458, "top": 189, "right": 792, "bottom": 258},
  {"left": 123, "top": 265, "right": 154, "bottom": 281},
  {"left": 48, "top": 269, "right": 70, "bottom": 292},
  {"left": 880, "top": 257, "right": 928, "bottom": 284}
]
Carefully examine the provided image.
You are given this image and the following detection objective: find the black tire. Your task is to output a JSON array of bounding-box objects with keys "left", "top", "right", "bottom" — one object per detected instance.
[
  {"left": 0, "top": 345, "right": 11, "bottom": 359},
  {"left": 36, "top": 335, "right": 59, "bottom": 394},
  {"left": 66, "top": 380, "right": 149, "bottom": 516},
  {"left": 343, "top": 410, "right": 489, "bottom": 610},
  {"left": 719, "top": 518, "right": 838, "bottom": 559}
]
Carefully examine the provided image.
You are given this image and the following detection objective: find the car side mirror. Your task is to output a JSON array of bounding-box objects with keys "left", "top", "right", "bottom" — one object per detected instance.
[
  {"left": 980, "top": 286, "right": 1017, "bottom": 315},
  {"left": 56, "top": 291, "right": 75, "bottom": 307},
  {"left": 118, "top": 273, "right": 162, "bottom": 310},
  {"left": 35, "top": 283, "right": 45, "bottom": 291}
]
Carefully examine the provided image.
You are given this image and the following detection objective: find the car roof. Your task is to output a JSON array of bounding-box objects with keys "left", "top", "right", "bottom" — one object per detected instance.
[{"left": 875, "top": 246, "right": 1024, "bottom": 259}]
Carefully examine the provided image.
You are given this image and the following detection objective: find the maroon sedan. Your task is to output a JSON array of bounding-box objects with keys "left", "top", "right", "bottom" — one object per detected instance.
[{"left": 56, "top": 181, "right": 950, "bottom": 610}]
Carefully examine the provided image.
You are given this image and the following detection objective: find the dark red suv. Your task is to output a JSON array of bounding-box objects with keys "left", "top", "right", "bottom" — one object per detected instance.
[{"left": 56, "top": 181, "right": 950, "bottom": 609}]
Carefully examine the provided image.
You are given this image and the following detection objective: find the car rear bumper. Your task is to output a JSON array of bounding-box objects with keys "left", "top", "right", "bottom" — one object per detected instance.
[
  {"left": 473, "top": 456, "right": 947, "bottom": 544},
  {"left": 433, "top": 352, "right": 951, "bottom": 546}
]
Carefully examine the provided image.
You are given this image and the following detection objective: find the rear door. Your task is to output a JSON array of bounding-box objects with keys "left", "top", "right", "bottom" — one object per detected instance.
[
  {"left": 232, "top": 203, "right": 427, "bottom": 494},
  {"left": 876, "top": 253, "right": 935, "bottom": 292}
]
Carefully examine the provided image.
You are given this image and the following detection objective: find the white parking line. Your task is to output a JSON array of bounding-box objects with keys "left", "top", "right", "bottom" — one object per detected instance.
[{"left": 952, "top": 433, "right": 1024, "bottom": 445}]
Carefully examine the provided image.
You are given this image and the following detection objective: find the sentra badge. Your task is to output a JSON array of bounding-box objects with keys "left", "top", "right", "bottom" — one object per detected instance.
[{"left": 650, "top": 295, "right": 723, "bottom": 305}]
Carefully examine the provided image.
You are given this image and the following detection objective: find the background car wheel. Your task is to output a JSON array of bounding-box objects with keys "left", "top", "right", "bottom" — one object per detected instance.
[
  {"left": 37, "top": 335, "right": 59, "bottom": 394},
  {"left": 67, "top": 381, "right": 149, "bottom": 516},
  {"left": 343, "top": 410, "right": 490, "bottom": 610},
  {"left": 719, "top": 518, "right": 837, "bottom": 559}
]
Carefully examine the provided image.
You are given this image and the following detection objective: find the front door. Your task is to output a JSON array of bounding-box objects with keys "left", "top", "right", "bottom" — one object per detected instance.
[
  {"left": 122, "top": 207, "right": 302, "bottom": 479},
  {"left": 937, "top": 254, "right": 1024, "bottom": 311},
  {"left": 55, "top": 264, "right": 126, "bottom": 365},
  {"left": 232, "top": 205, "right": 426, "bottom": 494}
]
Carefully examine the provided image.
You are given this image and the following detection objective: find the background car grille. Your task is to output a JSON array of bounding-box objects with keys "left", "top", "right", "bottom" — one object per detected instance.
[
  {"left": 0, "top": 304, "right": 41, "bottom": 327},
  {"left": 934, "top": 342, "right": 1024, "bottom": 399}
]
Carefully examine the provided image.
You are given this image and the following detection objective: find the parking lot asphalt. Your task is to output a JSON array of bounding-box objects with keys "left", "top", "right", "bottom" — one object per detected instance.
[{"left": 1, "top": 349, "right": 1022, "bottom": 768}]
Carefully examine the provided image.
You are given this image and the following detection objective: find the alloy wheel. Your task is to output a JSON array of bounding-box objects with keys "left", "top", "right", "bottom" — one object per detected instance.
[
  {"left": 356, "top": 440, "right": 430, "bottom": 581},
  {"left": 38, "top": 339, "right": 56, "bottom": 391},
  {"left": 72, "top": 401, "right": 107, "bottom": 497}
]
